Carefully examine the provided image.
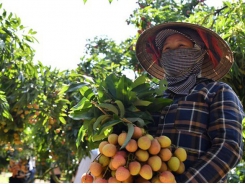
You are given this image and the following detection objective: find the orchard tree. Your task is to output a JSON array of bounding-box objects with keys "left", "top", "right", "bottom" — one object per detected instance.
[
  {"left": 0, "top": 0, "right": 244, "bottom": 183},
  {"left": 0, "top": 4, "right": 80, "bottom": 181},
  {"left": 0, "top": 3, "right": 38, "bottom": 166},
  {"left": 77, "top": 36, "right": 139, "bottom": 83}
]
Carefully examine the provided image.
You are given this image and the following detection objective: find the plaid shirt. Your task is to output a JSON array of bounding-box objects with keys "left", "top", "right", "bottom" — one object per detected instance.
[{"left": 150, "top": 79, "right": 244, "bottom": 183}]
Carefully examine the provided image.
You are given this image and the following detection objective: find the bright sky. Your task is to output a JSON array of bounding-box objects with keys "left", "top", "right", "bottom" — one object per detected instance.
[
  {"left": 1, "top": 0, "right": 222, "bottom": 71},
  {"left": 1, "top": 0, "right": 138, "bottom": 70}
]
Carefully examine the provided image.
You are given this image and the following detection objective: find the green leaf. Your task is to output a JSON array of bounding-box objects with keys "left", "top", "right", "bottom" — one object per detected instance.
[
  {"left": 116, "top": 75, "right": 132, "bottom": 102},
  {"left": 3, "top": 10, "right": 6, "bottom": 18},
  {"left": 115, "top": 100, "right": 125, "bottom": 118},
  {"left": 69, "top": 111, "right": 93, "bottom": 120},
  {"left": 3, "top": 110, "right": 12, "bottom": 120},
  {"left": 59, "top": 116, "right": 66, "bottom": 124},
  {"left": 126, "top": 118, "right": 145, "bottom": 127},
  {"left": 92, "top": 134, "right": 108, "bottom": 142},
  {"left": 76, "top": 125, "right": 87, "bottom": 147},
  {"left": 120, "top": 123, "right": 134, "bottom": 149},
  {"left": 131, "top": 75, "right": 146, "bottom": 89},
  {"left": 71, "top": 97, "right": 91, "bottom": 111},
  {"left": 67, "top": 83, "right": 87, "bottom": 92},
  {"left": 127, "top": 105, "right": 140, "bottom": 112},
  {"left": 82, "top": 75, "right": 94, "bottom": 83},
  {"left": 155, "top": 79, "right": 168, "bottom": 95},
  {"left": 93, "top": 114, "right": 111, "bottom": 130},
  {"left": 98, "top": 103, "right": 118, "bottom": 115},
  {"left": 127, "top": 91, "right": 137, "bottom": 103},
  {"left": 133, "top": 100, "right": 152, "bottom": 106},
  {"left": 7, "top": 12, "right": 12, "bottom": 19},
  {"left": 104, "top": 74, "right": 117, "bottom": 98},
  {"left": 81, "top": 87, "right": 95, "bottom": 101},
  {"left": 131, "top": 83, "right": 151, "bottom": 94},
  {"left": 59, "top": 85, "right": 69, "bottom": 94},
  {"left": 147, "top": 98, "right": 172, "bottom": 112},
  {"left": 98, "top": 119, "right": 122, "bottom": 134}
]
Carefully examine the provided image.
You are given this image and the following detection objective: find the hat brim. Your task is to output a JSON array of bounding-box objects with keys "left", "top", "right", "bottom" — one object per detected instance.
[{"left": 136, "top": 22, "right": 234, "bottom": 81}]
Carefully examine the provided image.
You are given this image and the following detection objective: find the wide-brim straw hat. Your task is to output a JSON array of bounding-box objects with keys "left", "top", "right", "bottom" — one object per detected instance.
[{"left": 135, "top": 22, "right": 234, "bottom": 81}]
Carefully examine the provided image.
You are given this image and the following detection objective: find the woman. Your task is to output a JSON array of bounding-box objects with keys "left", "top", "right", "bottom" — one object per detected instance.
[{"left": 136, "top": 22, "right": 244, "bottom": 182}]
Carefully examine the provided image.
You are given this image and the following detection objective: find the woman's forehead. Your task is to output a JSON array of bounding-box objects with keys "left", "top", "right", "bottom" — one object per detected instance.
[{"left": 164, "top": 33, "right": 193, "bottom": 44}]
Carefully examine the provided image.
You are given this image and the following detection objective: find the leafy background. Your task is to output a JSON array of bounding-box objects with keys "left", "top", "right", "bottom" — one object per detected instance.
[{"left": 0, "top": 0, "right": 244, "bottom": 182}]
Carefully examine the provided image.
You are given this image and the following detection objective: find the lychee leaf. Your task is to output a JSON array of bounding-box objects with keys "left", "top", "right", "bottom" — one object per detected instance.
[
  {"left": 92, "top": 134, "right": 108, "bottom": 142},
  {"left": 131, "top": 75, "right": 146, "bottom": 89},
  {"left": 126, "top": 118, "right": 145, "bottom": 127},
  {"left": 104, "top": 74, "right": 117, "bottom": 99},
  {"left": 98, "top": 103, "right": 118, "bottom": 115},
  {"left": 120, "top": 123, "right": 134, "bottom": 150},
  {"left": 115, "top": 100, "right": 125, "bottom": 118},
  {"left": 133, "top": 99, "right": 152, "bottom": 106},
  {"left": 93, "top": 114, "right": 111, "bottom": 131},
  {"left": 116, "top": 75, "right": 132, "bottom": 103},
  {"left": 97, "top": 119, "right": 122, "bottom": 135},
  {"left": 66, "top": 82, "right": 87, "bottom": 92}
]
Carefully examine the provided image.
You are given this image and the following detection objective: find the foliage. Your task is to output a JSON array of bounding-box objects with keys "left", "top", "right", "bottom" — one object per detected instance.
[
  {"left": 0, "top": 0, "right": 244, "bottom": 183},
  {"left": 0, "top": 3, "right": 37, "bottom": 143},
  {"left": 0, "top": 4, "right": 79, "bottom": 181},
  {"left": 65, "top": 73, "right": 171, "bottom": 157},
  {"left": 77, "top": 36, "right": 139, "bottom": 83}
]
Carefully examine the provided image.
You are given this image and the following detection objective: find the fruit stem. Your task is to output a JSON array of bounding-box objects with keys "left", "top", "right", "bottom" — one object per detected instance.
[
  {"left": 121, "top": 117, "right": 132, "bottom": 124},
  {"left": 91, "top": 101, "right": 108, "bottom": 115},
  {"left": 102, "top": 164, "right": 110, "bottom": 179}
]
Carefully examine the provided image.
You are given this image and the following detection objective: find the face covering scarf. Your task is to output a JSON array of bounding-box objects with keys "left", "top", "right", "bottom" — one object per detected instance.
[{"left": 160, "top": 45, "right": 206, "bottom": 95}]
